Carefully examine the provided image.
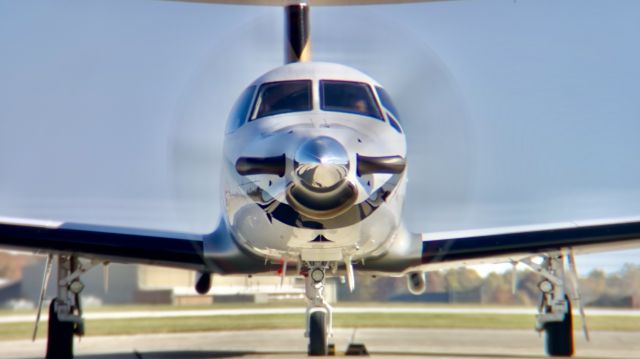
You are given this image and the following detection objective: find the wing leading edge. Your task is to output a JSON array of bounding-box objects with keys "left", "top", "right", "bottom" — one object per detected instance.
[
  {"left": 420, "top": 217, "right": 640, "bottom": 268},
  {"left": 0, "top": 216, "right": 207, "bottom": 270}
]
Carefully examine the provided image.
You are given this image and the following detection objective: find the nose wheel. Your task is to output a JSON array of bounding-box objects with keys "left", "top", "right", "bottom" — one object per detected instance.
[
  {"left": 304, "top": 264, "right": 332, "bottom": 356},
  {"left": 308, "top": 309, "right": 328, "bottom": 355}
]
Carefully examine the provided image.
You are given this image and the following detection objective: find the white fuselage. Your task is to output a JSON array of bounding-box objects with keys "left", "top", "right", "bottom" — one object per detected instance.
[{"left": 221, "top": 62, "right": 409, "bottom": 264}]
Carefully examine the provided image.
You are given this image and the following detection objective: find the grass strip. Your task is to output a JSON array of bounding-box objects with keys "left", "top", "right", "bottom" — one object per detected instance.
[{"left": 0, "top": 312, "right": 636, "bottom": 342}]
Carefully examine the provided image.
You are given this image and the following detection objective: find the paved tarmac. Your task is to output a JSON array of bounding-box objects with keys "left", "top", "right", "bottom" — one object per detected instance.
[{"left": 1, "top": 328, "right": 639, "bottom": 359}]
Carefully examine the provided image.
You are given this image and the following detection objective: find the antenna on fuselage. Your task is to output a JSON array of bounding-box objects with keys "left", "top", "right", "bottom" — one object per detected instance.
[{"left": 285, "top": 2, "right": 311, "bottom": 63}]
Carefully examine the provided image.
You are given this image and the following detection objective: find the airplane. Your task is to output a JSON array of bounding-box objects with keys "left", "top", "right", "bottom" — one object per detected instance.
[{"left": 1, "top": 0, "right": 640, "bottom": 358}]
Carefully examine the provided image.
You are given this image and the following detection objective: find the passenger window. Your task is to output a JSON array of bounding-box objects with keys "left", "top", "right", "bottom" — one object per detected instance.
[
  {"left": 226, "top": 85, "right": 256, "bottom": 133},
  {"left": 251, "top": 80, "right": 312, "bottom": 120},
  {"left": 320, "top": 80, "right": 383, "bottom": 120}
]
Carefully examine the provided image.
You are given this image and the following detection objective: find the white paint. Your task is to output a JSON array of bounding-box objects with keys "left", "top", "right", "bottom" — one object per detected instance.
[{"left": 0, "top": 216, "right": 62, "bottom": 229}]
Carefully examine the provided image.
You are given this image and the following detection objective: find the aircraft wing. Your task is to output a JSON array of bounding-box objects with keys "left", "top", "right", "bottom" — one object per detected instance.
[
  {"left": 418, "top": 216, "right": 640, "bottom": 269},
  {"left": 0, "top": 216, "right": 210, "bottom": 270}
]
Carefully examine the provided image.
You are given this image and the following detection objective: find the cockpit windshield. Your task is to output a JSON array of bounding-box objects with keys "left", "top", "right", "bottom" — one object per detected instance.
[
  {"left": 320, "top": 80, "right": 383, "bottom": 120},
  {"left": 251, "top": 80, "right": 312, "bottom": 120}
]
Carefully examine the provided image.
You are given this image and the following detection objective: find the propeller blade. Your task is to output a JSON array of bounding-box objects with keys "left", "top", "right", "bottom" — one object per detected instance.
[
  {"left": 32, "top": 254, "right": 54, "bottom": 341},
  {"left": 356, "top": 155, "right": 406, "bottom": 176},
  {"left": 236, "top": 155, "right": 286, "bottom": 176}
]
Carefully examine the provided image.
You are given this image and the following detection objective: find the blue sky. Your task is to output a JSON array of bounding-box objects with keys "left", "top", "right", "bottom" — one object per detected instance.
[{"left": 0, "top": 0, "right": 639, "bottom": 273}]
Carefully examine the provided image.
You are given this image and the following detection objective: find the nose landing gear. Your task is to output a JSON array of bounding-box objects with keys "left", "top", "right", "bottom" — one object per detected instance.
[{"left": 304, "top": 263, "right": 333, "bottom": 356}]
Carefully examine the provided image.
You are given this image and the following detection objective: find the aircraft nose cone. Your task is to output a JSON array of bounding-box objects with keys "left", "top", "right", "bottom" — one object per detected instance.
[
  {"left": 288, "top": 136, "right": 357, "bottom": 219},
  {"left": 294, "top": 136, "right": 349, "bottom": 191}
]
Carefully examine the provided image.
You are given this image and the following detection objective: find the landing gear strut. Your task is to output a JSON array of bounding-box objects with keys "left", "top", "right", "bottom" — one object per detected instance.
[
  {"left": 524, "top": 253, "right": 574, "bottom": 357},
  {"left": 304, "top": 263, "right": 332, "bottom": 356},
  {"left": 46, "top": 255, "right": 87, "bottom": 359}
]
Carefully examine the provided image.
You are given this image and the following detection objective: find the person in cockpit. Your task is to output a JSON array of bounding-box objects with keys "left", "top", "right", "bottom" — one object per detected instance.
[{"left": 353, "top": 98, "right": 367, "bottom": 114}]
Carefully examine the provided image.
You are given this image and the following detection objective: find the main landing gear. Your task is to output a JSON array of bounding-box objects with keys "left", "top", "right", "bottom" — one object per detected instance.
[
  {"left": 35, "top": 255, "right": 94, "bottom": 359},
  {"left": 521, "top": 251, "right": 589, "bottom": 357},
  {"left": 304, "top": 263, "right": 333, "bottom": 356}
]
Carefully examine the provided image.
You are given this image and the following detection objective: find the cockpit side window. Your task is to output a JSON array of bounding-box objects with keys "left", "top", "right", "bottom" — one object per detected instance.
[
  {"left": 375, "top": 86, "right": 400, "bottom": 120},
  {"left": 320, "top": 80, "right": 383, "bottom": 121},
  {"left": 375, "top": 86, "right": 403, "bottom": 133},
  {"left": 251, "top": 80, "right": 312, "bottom": 120},
  {"left": 226, "top": 85, "right": 256, "bottom": 133}
]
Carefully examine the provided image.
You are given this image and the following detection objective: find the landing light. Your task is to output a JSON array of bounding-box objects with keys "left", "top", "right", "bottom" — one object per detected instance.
[
  {"left": 69, "top": 280, "right": 85, "bottom": 295},
  {"left": 311, "top": 268, "right": 325, "bottom": 283},
  {"left": 538, "top": 280, "right": 554, "bottom": 293}
]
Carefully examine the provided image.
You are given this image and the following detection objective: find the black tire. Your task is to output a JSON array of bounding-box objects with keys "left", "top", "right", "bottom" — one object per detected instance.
[
  {"left": 544, "top": 297, "right": 574, "bottom": 357},
  {"left": 308, "top": 311, "right": 328, "bottom": 356},
  {"left": 46, "top": 299, "right": 74, "bottom": 359}
]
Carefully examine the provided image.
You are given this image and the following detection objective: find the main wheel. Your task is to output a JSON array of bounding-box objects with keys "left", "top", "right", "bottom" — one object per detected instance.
[
  {"left": 46, "top": 299, "right": 74, "bottom": 359},
  {"left": 544, "top": 297, "right": 574, "bottom": 357},
  {"left": 308, "top": 311, "right": 328, "bottom": 356}
]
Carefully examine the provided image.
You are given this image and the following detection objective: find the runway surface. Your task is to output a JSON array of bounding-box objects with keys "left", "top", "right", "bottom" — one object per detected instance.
[{"left": 2, "top": 328, "right": 639, "bottom": 359}]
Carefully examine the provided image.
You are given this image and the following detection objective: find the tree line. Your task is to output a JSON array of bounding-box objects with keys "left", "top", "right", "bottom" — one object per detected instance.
[{"left": 339, "top": 263, "right": 640, "bottom": 307}]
